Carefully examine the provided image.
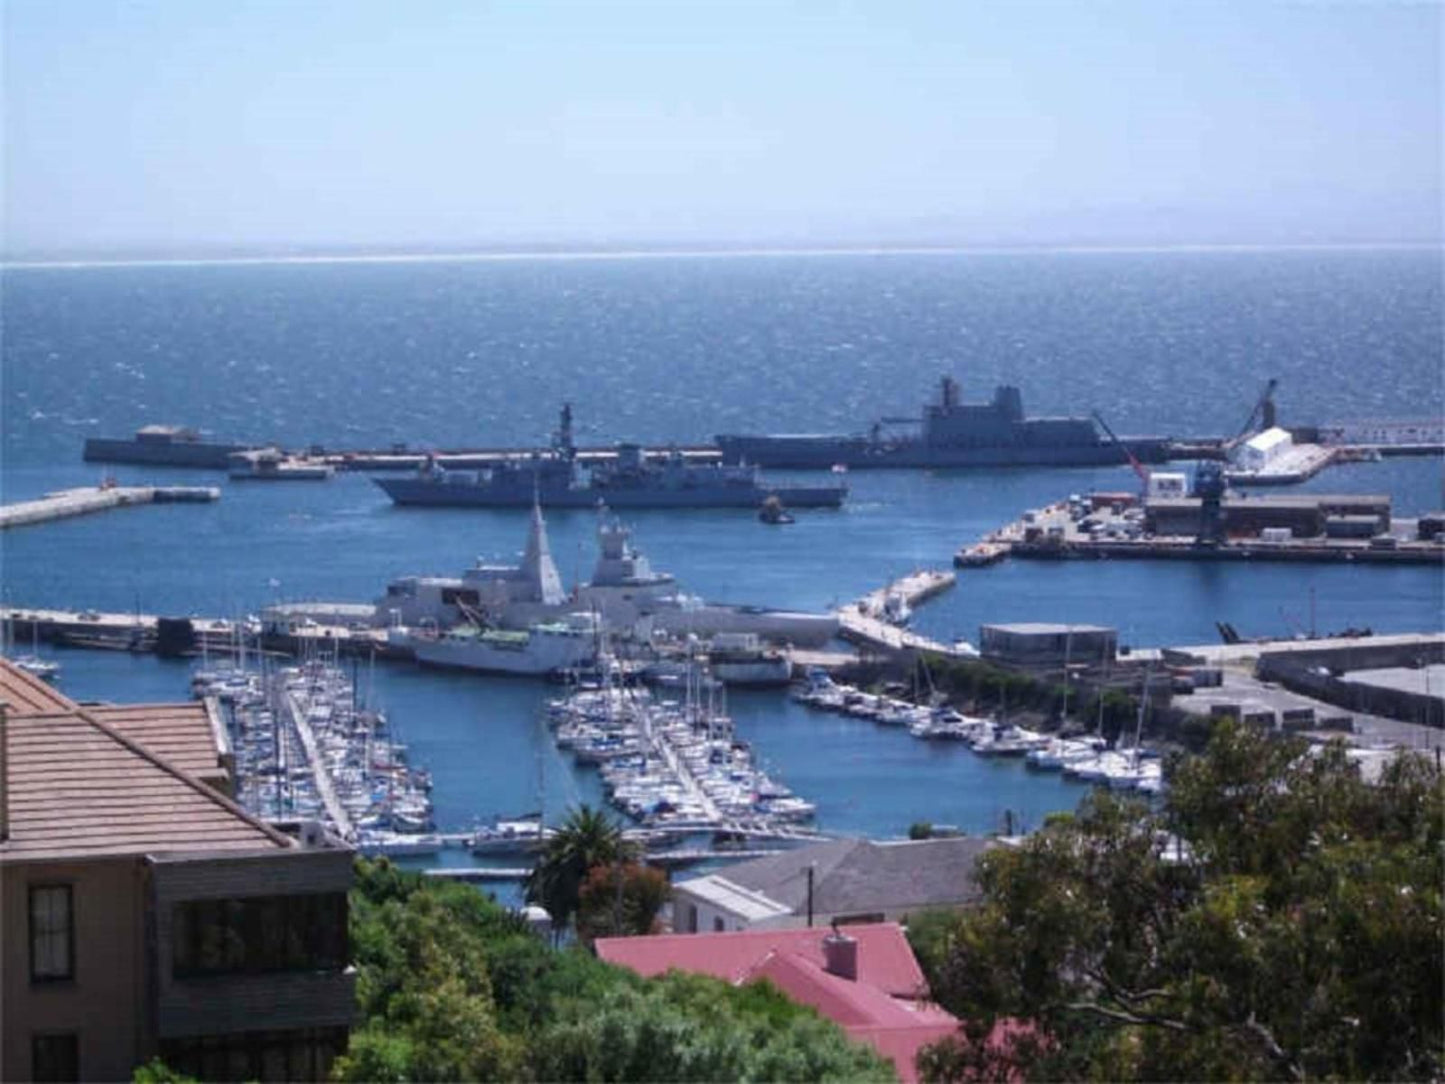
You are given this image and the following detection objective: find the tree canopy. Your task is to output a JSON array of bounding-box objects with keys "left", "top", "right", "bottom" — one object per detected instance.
[
  {"left": 910, "top": 721, "right": 1443, "bottom": 1082},
  {"left": 524, "top": 803, "right": 641, "bottom": 934},
  {"left": 334, "top": 856, "right": 895, "bottom": 1082},
  {"left": 575, "top": 860, "right": 671, "bottom": 944}
]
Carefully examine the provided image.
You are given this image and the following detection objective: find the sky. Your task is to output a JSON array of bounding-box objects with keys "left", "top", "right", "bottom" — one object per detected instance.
[{"left": 3, "top": 0, "right": 1441, "bottom": 256}]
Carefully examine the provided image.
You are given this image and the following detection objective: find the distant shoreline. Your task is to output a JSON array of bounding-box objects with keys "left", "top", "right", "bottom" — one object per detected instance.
[{"left": 3, "top": 241, "right": 1440, "bottom": 271}]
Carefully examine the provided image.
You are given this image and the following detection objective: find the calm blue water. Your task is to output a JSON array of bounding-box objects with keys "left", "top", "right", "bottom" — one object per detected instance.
[{"left": 3, "top": 249, "right": 1442, "bottom": 840}]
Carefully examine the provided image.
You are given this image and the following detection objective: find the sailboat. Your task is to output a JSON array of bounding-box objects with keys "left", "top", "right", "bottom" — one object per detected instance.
[{"left": 8, "top": 616, "right": 60, "bottom": 682}]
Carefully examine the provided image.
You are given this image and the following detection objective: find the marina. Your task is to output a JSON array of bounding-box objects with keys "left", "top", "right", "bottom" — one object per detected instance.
[
  {"left": 5, "top": 247, "right": 1442, "bottom": 856},
  {"left": 194, "top": 653, "right": 436, "bottom": 849}
]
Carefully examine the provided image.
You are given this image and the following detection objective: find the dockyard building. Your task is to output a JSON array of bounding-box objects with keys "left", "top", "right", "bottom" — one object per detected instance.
[
  {"left": 980, "top": 623, "right": 1118, "bottom": 667},
  {"left": 0, "top": 661, "right": 353, "bottom": 1083}
]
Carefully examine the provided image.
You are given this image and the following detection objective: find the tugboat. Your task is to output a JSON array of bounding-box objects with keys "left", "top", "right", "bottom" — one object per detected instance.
[{"left": 758, "top": 494, "right": 795, "bottom": 524}]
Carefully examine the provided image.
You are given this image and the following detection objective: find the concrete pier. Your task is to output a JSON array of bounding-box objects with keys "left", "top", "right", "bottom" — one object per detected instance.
[
  {"left": 282, "top": 687, "right": 355, "bottom": 839},
  {"left": 956, "top": 495, "right": 1445, "bottom": 568},
  {"left": 835, "top": 569, "right": 961, "bottom": 656},
  {"left": 0, "top": 484, "right": 218, "bottom": 529}
]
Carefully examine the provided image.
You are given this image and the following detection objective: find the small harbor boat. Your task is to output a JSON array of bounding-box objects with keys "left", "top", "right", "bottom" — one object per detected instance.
[{"left": 758, "top": 495, "right": 795, "bottom": 524}]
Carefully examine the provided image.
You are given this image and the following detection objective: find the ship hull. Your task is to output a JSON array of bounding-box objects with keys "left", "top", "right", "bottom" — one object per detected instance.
[
  {"left": 374, "top": 477, "right": 846, "bottom": 508},
  {"left": 406, "top": 634, "right": 594, "bottom": 675},
  {"left": 715, "top": 435, "right": 1171, "bottom": 469},
  {"left": 83, "top": 437, "right": 250, "bottom": 468}
]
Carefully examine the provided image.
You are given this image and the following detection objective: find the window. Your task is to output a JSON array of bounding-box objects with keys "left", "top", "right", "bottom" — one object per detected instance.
[
  {"left": 172, "top": 893, "right": 347, "bottom": 978},
  {"left": 29, "top": 885, "right": 73, "bottom": 982},
  {"left": 686, "top": 904, "right": 698, "bottom": 933},
  {"left": 32, "top": 1033, "right": 78, "bottom": 1083},
  {"left": 712, "top": 916, "right": 725, "bottom": 932},
  {"left": 161, "top": 1027, "right": 347, "bottom": 1083}
]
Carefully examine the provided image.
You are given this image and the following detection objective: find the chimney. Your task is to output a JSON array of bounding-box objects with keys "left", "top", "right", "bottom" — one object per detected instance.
[{"left": 823, "top": 927, "right": 858, "bottom": 981}]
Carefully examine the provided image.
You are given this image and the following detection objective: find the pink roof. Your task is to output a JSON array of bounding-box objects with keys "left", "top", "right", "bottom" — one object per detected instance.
[
  {"left": 596, "top": 922, "right": 929, "bottom": 998},
  {"left": 596, "top": 923, "right": 959, "bottom": 1083}
]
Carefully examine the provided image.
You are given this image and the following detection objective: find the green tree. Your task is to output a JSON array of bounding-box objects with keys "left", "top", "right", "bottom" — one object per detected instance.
[
  {"left": 575, "top": 860, "right": 671, "bottom": 943},
  {"left": 339, "top": 858, "right": 897, "bottom": 1082},
  {"left": 528, "top": 969, "right": 896, "bottom": 1082},
  {"left": 911, "top": 721, "right": 1443, "bottom": 1082},
  {"left": 334, "top": 862, "right": 521, "bottom": 1081},
  {"left": 524, "top": 803, "right": 640, "bottom": 933}
]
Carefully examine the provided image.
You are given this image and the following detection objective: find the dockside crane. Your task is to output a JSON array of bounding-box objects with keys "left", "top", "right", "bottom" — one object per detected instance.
[
  {"left": 1230, "top": 378, "right": 1279, "bottom": 447},
  {"left": 1092, "top": 411, "right": 1152, "bottom": 495}
]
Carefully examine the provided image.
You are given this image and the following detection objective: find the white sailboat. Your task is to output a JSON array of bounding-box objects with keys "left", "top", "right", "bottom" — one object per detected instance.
[{"left": 8, "top": 616, "right": 60, "bottom": 682}]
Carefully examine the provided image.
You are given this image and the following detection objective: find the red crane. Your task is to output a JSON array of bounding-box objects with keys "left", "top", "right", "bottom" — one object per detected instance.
[{"left": 1092, "top": 411, "right": 1152, "bottom": 491}]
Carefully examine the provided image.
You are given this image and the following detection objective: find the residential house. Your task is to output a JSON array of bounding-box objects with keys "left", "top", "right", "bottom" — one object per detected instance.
[
  {"left": 671, "top": 835, "right": 993, "bottom": 934},
  {"left": 0, "top": 661, "right": 354, "bottom": 1082},
  {"left": 597, "top": 922, "right": 960, "bottom": 1083}
]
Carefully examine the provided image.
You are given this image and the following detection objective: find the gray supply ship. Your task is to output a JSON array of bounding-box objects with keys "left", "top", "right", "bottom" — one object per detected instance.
[
  {"left": 374, "top": 405, "right": 847, "bottom": 510},
  {"left": 83, "top": 425, "right": 256, "bottom": 468},
  {"left": 715, "top": 377, "right": 1171, "bottom": 469}
]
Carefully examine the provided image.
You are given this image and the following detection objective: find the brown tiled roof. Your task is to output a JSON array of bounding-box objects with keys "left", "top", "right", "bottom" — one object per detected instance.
[
  {"left": 0, "top": 660, "right": 81, "bottom": 715},
  {"left": 89, "top": 702, "right": 229, "bottom": 788},
  {"left": 0, "top": 661, "right": 291, "bottom": 862}
]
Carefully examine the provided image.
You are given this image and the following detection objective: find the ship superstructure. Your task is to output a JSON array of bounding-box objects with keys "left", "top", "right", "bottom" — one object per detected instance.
[{"left": 716, "top": 377, "right": 1170, "bottom": 469}]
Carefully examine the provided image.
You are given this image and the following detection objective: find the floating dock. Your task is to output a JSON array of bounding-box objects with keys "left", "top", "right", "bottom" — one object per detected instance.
[{"left": 0, "top": 485, "right": 219, "bottom": 529}]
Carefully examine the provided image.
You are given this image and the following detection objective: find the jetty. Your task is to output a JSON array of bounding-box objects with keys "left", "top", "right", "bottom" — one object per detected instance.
[
  {"left": 282, "top": 687, "right": 355, "bottom": 838},
  {"left": 0, "top": 484, "right": 218, "bottom": 529},
  {"left": 835, "top": 569, "right": 961, "bottom": 655}
]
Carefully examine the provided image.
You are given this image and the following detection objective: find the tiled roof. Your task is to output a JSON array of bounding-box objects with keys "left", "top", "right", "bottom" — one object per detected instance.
[
  {"left": 0, "top": 661, "right": 291, "bottom": 862},
  {"left": 744, "top": 950, "right": 956, "bottom": 1029},
  {"left": 680, "top": 836, "right": 994, "bottom": 918},
  {"left": 596, "top": 923, "right": 958, "bottom": 1084},
  {"left": 0, "top": 660, "right": 81, "bottom": 715},
  {"left": 89, "top": 702, "right": 229, "bottom": 788},
  {"left": 596, "top": 922, "right": 929, "bottom": 999}
]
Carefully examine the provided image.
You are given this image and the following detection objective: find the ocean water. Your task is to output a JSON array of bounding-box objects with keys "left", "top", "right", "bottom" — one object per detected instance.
[{"left": 2, "top": 249, "right": 1441, "bottom": 840}]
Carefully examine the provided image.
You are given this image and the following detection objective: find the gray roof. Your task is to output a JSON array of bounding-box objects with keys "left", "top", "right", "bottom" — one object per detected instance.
[{"left": 702, "top": 836, "right": 994, "bottom": 916}]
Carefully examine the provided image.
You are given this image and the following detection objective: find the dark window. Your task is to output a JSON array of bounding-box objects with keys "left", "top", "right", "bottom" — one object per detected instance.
[
  {"left": 712, "top": 916, "right": 725, "bottom": 932},
  {"left": 29, "top": 885, "right": 73, "bottom": 982},
  {"left": 161, "top": 1027, "right": 347, "bottom": 1083},
  {"left": 172, "top": 893, "right": 348, "bottom": 979},
  {"left": 686, "top": 904, "right": 698, "bottom": 933},
  {"left": 32, "top": 1033, "right": 79, "bottom": 1083}
]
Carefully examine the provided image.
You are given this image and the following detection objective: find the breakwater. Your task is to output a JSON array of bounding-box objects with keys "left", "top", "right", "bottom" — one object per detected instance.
[{"left": 0, "top": 484, "right": 218, "bottom": 529}]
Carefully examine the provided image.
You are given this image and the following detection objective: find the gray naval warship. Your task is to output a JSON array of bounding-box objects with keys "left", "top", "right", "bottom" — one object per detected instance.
[
  {"left": 374, "top": 405, "right": 847, "bottom": 510},
  {"left": 716, "top": 376, "right": 1171, "bottom": 469}
]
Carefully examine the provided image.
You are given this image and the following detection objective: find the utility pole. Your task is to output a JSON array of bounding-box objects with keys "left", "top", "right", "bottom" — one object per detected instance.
[{"left": 806, "top": 864, "right": 815, "bottom": 928}]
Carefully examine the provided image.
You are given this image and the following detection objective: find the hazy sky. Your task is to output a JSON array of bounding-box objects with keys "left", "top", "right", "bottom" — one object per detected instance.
[{"left": 4, "top": 1, "right": 1440, "bottom": 255}]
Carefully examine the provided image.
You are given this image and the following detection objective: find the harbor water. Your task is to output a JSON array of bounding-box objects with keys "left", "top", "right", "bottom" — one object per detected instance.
[{"left": 3, "top": 249, "right": 1441, "bottom": 842}]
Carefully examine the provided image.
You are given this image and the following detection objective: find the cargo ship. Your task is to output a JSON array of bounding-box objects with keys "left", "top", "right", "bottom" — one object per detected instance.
[
  {"left": 374, "top": 406, "right": 847, "bottom": 510},
  {"left": 715, "top": 377, "right": 1171, "bottom": 469},
  {"left": 84, "top": 425, "right": 255, "bottom": 468}
]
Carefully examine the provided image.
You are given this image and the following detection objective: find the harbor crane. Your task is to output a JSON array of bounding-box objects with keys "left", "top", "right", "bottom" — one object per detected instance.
[
  {"left": 1230, "top": 378, "right": 1279, "bottom": 447},
  {"left": 1091, "top": 411, "right": 1152, "bottom": 494}
]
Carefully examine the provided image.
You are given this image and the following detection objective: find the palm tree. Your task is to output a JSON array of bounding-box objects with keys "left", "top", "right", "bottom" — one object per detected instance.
[{"left": 524, "top": 804, "right": 639, "bottom": 935}]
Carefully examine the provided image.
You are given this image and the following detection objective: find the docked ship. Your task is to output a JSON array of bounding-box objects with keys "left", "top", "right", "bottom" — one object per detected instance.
[
  {"left": 374, "top": 405, "right": 847, "bottom": 509},
  {"left": 392, "top": 613, "right": 600, "bottom": 676},
  {"left": 376, "top": 504, "right": 839, "bottom": 648},
  {"left": 84, "top": 424, "right": 256, "bottom": 468},
  {"left": 715, "top": 377, "right": 1171, "bottom": 469},
  {"left": 228, "top": 447, "right": 334, "bottom": 480}
]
